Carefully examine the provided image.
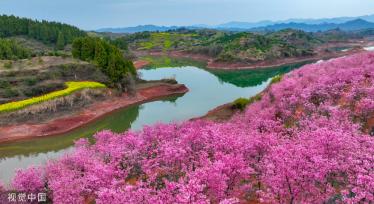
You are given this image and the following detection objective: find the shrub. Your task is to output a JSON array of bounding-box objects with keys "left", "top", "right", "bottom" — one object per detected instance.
[
  {"left": 231, "top": 97, "right": 250, "bottom": 111},
  {"left": 24, "top": 77, "right": 38, "bottom": 86},
  {"left": 12, "top": 167, "right": 45, "bottom": 193},
  {"left": 0, "top": 38, "right": 31, "bottom": 60},
  {"left": 0, "top": 81, "right": 106, "bottom": 113},
  {"left": 3, "top": 88, "right": 19, "bottom": 98},
  {"left": 270, "top": 74, "right": 282, "bottom": 84},
  {"left": 232, "top": 94, "right": 262, "bottom": 111},
  {"left": 0, "top": 80, "right": 10, "bottom": 88},
  {"left": 3, "top": 61, "right": 13, "bottom": 69},
  {"left": 23, "top": 83, "right": 65, "bottom": 97}
]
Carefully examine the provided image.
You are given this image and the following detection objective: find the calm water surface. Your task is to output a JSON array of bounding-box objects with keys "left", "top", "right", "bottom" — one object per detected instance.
[
  {"left": 364, "top": 46, "right": 374, "bottom": 51},
  {"left": 0, "top": 60, "right": 305, "bottom": 184}
]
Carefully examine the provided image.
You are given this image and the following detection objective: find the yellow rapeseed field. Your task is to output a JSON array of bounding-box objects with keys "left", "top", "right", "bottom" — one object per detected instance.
[{"left": 0, "top": 81, "right": 106, "bottom": 113}]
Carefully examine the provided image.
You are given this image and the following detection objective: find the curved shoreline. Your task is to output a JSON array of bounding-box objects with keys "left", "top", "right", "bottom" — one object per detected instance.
[
  {"left": 1, "top": 47, "right": 369, "bottom": 143},
  {"left": 192, "top": 102, "right": 236, "bottom": 122},
  {"left": 0, "top": 83, "right": 188, "bottom": 144},
  {"left": 134, "top": 44, "right": 368, "bottom": 70}
]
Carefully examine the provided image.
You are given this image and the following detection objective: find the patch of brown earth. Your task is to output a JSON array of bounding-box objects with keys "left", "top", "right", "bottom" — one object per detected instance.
[
  {"left": 193, "top": 103, "right": 238, "bottom": 122},
  {"left": 133, "top": 60, "right": 150, "bottom": 69},
  {"left": 367, "top": 116, "right": 374, "bottom": 135}
]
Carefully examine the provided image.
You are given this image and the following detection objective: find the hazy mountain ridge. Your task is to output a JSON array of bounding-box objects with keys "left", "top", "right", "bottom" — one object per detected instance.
[
  {"left": 96, "top": 25, "right": 181, "bottom": 33},
  {"left": 251, "top": 19, "right": 374, "bottom": 32},
  {"left": 96, "top": 14, "right": 374, "bottom": 33}
]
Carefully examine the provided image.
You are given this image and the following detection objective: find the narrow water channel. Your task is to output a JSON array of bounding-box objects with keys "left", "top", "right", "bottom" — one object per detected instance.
[{"left": 0, "top": 59, "right": 307, "bottom": 185}]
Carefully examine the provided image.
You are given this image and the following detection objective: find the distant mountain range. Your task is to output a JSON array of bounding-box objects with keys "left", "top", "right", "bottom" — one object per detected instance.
[
  {"left": 96, "top": 25, "right": 182, "bottom": 33},
  {"left": 96, "top": 14, "right": 374, "bottom": 33},
  {"left": 215, "top": 20, "right": 274, "bottom": 30},
  {"left": 214, "top": 14, "right": 374, "bottom": 30},
  {"left": 252, "top": 19, "right": 374, "bottom": 32}
]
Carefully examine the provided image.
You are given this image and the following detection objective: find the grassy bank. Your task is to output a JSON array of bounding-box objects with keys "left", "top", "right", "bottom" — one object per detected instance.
[{"left": 0, "top": 81, "right": 106, "bottom": 113}]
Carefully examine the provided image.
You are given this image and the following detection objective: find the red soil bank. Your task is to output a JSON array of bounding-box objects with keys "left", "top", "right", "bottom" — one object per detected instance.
[
  {"left": 192, "top": 103, "right": 236, "bottom": 122},
  {"left": 0, "top": 84, "right": 188, "bottom": 143},
  {"left": 134, "top": 60, "right": 150, "bottom": 69}
]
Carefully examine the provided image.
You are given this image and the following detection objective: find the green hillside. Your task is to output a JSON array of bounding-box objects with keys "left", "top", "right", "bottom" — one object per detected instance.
[
  {"left": 124, "top": 28, "right": 367, "bottom": 63},
  {"left": 0, "top": 15, "right": 86, "bottom": 49}
]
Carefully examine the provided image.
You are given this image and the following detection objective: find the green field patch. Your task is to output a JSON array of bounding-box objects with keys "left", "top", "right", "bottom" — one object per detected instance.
[
  {"left": 140, "top": 56, "right": 206, "bottom": 69},
  {"left": 137, "top": 32, "right": 198, "bottom": 51}
]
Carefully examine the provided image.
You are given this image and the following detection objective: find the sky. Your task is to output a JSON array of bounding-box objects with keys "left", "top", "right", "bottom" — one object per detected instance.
[{"left": 0, "top": 0, "right": 374, "bottom": 30}]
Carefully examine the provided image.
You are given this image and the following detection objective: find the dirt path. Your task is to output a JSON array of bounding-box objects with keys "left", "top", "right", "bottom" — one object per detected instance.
[{"left": 0, "top": 84, "right": 188, "bottom": 143}]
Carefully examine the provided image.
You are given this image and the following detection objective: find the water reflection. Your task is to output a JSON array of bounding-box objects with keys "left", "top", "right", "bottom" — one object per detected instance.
[
  {"left": 207, "top": 62, "right": 309, "bottom": 87},
  {"left": 0, "top": 57, "right": 305, "bottom": 184}
]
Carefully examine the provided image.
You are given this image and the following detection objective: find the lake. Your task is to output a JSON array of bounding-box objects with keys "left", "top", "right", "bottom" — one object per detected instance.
[
  {"left": 364, "top": 46, "right": 374, "bottom": 51},
  {"left": 0, "top": 58, "right": 306, "bottom": 185}
]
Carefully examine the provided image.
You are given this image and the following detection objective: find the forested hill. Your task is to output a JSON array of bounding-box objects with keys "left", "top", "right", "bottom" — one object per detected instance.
[
  {"left": 125, "top": 29, "right": 322, "bottom": 62},
  {"left": 0, "top": 15, "right": 86, "bottom": 49}
]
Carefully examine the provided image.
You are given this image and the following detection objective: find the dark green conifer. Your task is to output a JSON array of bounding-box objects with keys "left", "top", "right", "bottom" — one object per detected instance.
[{"left": 56, "top": 32, "right": 65, "bottom": 50}]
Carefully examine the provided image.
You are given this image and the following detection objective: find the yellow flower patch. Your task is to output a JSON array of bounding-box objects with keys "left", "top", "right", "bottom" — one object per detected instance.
[{"left": 0, "top": 81, "right": 106, "bottom": 113}]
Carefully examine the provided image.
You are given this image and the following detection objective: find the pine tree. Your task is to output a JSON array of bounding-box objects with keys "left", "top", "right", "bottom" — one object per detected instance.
[
  {"left": 80, "top": 38, "right": 95, "bottom": 61},
  {"left": 39, "top": 24, "right": 49, "bottom": 43},
  {"left": 56, "top": 32, "right": 65, "bottom": 50},
  {"left": 0, "top": 38, "right": 30, "bottom": 60},
  {"left": 71, "top": 36, "right": 136, "bottom": 88},
  {"left": 106, "top": 52, "right": 118, "bottom": 82},
  {"left": 94, "top": 41, "right": 108, "bottom": 68},
  {"left": 0, "top": 15, "right": 86, "bottom": 46},
  {"left": 72, "top": 38, "right": 83, "bottom": 58}
]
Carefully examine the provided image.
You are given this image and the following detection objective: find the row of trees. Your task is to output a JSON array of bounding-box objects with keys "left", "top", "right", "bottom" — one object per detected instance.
[
  {"left": 0, "top": 15, "right": 86, "bottom": 49},
  {"left": 107, "top": 37, "right": 129, "bottom": 51},
  {"left": 72, "top": 37, "right": 136, "bottom": 90},
  {"left": 0, "top": 38, "right": 30, "bottom": 60}
]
